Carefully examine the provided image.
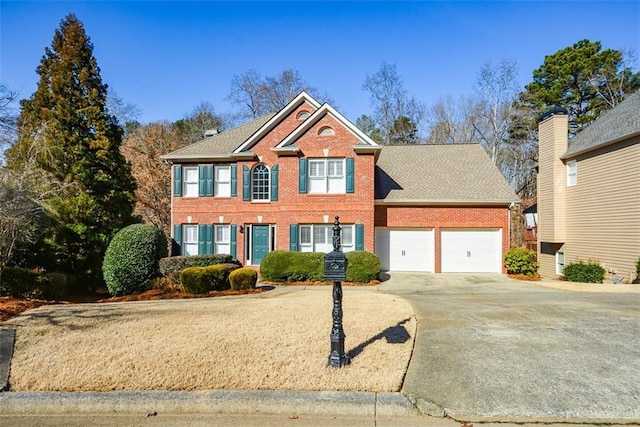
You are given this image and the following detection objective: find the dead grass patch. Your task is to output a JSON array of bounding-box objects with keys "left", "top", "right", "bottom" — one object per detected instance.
[{"left": 4, "top": 288, "right": 415, "bottom": 393}]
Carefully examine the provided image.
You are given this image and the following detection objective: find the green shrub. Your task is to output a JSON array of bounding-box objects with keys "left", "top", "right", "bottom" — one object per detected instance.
[
  {"left": 102, "top": 224, "right": 168, "bottom": 296},
  {"left": 346, "top": 251, "right": 381, "bottom": 283},
  {"left": 634, "top": 258, "right": 640, "bottom": 284},
  {"left": 37, "top": 272, "right": 74, "bottom": 300},
  {"left": 562, "top": 260, "right": 606, "bottom": 283},
  {"left": 260, "top": 250, "right": 380, "bottom": 283},
  {"left": 180, "top": 264, "right": 230, "bottom": 294},
  {"left": 260, "top": 250, "right": 324, "bottom": 282},
  {"left": 0, "top": 267, "right": 38, "bottom": 297},
  {"left": 229, "top": 267, "right": 258, "bottom": 290},
  {"left": 504, "top": 247, "right": 539, "bottom": 277},
  {"left": 159, "top": 254, "right": 234, "bottom": 281}
]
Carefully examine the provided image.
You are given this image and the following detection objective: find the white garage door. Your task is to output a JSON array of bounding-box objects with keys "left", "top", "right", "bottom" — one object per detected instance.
[
  {"left": 441, "top": 229, "right": 502, "bottom": 273},
  {"left": 375, "top": 228, "right": 435, "bottom": 272}
]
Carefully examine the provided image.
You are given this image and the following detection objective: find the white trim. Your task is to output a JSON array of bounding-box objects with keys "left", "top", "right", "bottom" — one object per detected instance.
[
  {"left": 233, "top": 91, "right": 321, "bottom": 154},
  {"left": 276, "top": 103, "right": 380, "bottom": 149}
]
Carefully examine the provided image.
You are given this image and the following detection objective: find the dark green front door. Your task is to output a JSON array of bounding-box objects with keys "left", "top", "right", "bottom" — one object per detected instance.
[{"left": 252, "top": 225, "right": 269, "bottom": 265}]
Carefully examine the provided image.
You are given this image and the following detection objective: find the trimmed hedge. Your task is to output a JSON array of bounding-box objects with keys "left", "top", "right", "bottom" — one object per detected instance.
[
  {"left": 260, "top": 250, "right": 381, "bottom": 283},
  {"left": 562, "top": 260, "right": 606, "bottom": 283},
  {"left": 346, "top": 251, "right": 381, "bottom": 282},
  {"left": 229, "top": 267, "right": 258, "bottom": 290},
  {"left": 180, "top": 264, "right": 231, "bottom": 294},
  {"left": 159, "top": 254, "right": 234, "bottom": 277},
  {"left": 103, "top": 224, "right": 168, "bottom": 296},
  {"left": 504, "top": 247, "right": 539, "bottom": 277},
  {"left": 260, "top": 250, "right": 324, "bottom": 282}
]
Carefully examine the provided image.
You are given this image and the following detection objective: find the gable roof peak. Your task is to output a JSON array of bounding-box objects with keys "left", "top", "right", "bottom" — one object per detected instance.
[
  {"left": 276, "top": 102, "right": 380, "bottom": 149},
  {"left": 232, "top": 91, "right": 322, "bottom": 153}
]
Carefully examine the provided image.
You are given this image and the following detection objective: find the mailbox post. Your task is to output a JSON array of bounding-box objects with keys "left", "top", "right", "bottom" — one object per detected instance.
[{"left": 324, "top": 216, "right": 350, "bottom": 368}]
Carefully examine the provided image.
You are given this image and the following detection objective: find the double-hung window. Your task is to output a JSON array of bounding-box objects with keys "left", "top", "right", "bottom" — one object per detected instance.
[
  {"left": 556, "top": 251, "right": 565, "bottom": 275},
  {"left": 183, "top": 166, "right": 199, "bottom": 197},
  {"left": 298, "top": 224, "right": 354, "bottom": 253},
  {"left": 566, "top": 160, "right": 577, "bottom": 187},
  {"left": 309, "top": 159, "right": 345, "bottom": 194},
  {"left": 215, "top": 225, "right": 231, "bottom": 254},
  {"left": 215, "top": 166, "right": 231, "bottom": 197},
  {"left": 183, "top": 224, "right": 199, "bottom": 255}
]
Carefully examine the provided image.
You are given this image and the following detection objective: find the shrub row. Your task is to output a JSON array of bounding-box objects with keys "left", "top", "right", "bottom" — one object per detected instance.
[
  {"left": 159, "top": 254, "right": 234, "bottom": 277},
  {"left": 260, "top": 250, "right": 381, "bottom": 283},
  {"left": 562, "top": 260, "right": 606, "bottom": 283},
  {"left": 0, "top": 267, "right": 73, "bottom": 299},
  {"left": 503, "top": 248, "right": 539, "bottom": 277},
  {"left": 179, "top": 265, "right": 256, "bottom": 293}
]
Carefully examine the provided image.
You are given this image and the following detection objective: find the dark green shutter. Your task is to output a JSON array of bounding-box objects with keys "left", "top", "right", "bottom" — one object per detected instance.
[
  {"left": 199, "top": 165, "right": 213, "bottom": 197},
  {"left": 242, "top": 165, "right": 250, "bottom": 201},
  {"left": 173, "top": 224, "right": 182, "bottom": 255},
  {"left": 355, "top": 224, "right": 364, "bottom": 250},
  {"left": 173, "top": 165, "right": 182, "bottom": 197},
  {"left": 230, "top": 164, "right": 237, "bottom": 197},
  {"left": 198, "top": 224, "right": 213, "bottom": 255},
  {"left": 270, "top": 164, "right": 279, "bottom": 201},
  {"left": 230, "top": 225, "right": 237, "bottom": 260},
  {"left": 289, "top": 224, "right": 298, "bottom": 251},
  {"left": 346, "top": 158, "right": 355, "bottom": 193},
  {"left": 298, "top": 158, "right": 308, "bottom": 194}
]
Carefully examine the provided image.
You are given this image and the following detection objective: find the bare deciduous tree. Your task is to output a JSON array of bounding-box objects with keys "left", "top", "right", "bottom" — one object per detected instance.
[
  {"left": 121, "top": 121, "right": 186, "bottom": 237},
  {"left": 227, "top": 68, "right": 330, "bottom": 120},
  {"left": 362, "top": 62, "right": 425, "bottom": 144}
]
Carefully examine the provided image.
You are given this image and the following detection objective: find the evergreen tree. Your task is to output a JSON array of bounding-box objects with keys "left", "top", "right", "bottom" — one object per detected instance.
[
  {"left": 5, "top": 14, "right": 137, "bottom": 282},
  {"left": 516, "top": 39, "right": 640, "bottom": 134}
]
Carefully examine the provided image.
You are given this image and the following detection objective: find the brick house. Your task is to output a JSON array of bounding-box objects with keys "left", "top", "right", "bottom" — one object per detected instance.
[
  {"left": 162, "top": 92, "right": 518, "bottom": 273},
  {"left": 537, "top": 91, "right": 640, "bottom": 282}
]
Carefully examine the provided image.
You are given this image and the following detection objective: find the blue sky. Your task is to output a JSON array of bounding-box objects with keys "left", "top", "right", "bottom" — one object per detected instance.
[{"left": 2, "top": 1, "right": 639, "bottom": 125}]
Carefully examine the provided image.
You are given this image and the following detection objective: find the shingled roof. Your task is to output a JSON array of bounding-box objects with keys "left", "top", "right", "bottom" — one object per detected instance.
[
  {"left": 160, "top": 113, "right": 275, "bottom": 161},
  {"left": 375, "top": 144, "right": 518, "bottom": 204},
  {"left": 563, "top": 90, "right": 640, "bottom": 159}
]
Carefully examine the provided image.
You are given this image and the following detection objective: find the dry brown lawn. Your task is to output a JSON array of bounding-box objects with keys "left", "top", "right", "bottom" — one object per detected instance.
[{"left": 3, "top": 286, "right": 415, "bottom": 393}]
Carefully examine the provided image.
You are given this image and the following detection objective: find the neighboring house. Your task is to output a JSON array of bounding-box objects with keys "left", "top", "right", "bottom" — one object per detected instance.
[
  {"left": 161, "top": 92, "right": 518, "bottom": 273},
  {"left": 537, "top": 91, "right": 640, "bottom": 282}
]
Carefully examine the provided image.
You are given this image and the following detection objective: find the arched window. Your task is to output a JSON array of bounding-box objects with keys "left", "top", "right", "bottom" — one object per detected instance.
[
  {"left": 251, "top": 164, "right": 270, "bottom": 201},
  {"left": 318, "top": 126, "right": 334, "bottom": 136},
  {"left": 297, "top": 110, "right": 311, "bottom": 120}
]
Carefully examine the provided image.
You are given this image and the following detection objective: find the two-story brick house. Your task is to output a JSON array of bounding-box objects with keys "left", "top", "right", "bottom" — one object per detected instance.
[{"left": 162, "top": 92, "right": 518, "bottom": 273}]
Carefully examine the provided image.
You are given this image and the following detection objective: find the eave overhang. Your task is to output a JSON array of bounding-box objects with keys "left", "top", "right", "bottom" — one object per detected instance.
[
  {"left": 374, "top": 199, "right": 518, "bottom": 206},
  {"left": 159, "top": 152, "right": 256, "bottom": 163},
  {"left": 561, "top": 130, "right": 640, "bottom": 160}
]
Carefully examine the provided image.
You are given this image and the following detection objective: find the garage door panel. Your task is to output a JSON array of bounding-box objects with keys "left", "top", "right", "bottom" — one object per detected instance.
[
  {"left": 375, "top": 228, "right": 434, "bottom": 272},
  {"left": 441, "top": 229, "right": 502, "bottom": 273}
]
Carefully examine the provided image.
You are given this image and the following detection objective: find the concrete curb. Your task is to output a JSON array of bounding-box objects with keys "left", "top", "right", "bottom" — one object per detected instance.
[{"left": 0, "top": 390, "right": 419, "bottom": 417}]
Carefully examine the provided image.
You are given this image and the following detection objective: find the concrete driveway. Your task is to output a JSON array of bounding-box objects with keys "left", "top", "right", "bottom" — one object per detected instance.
[{"left": 378, "top": 273, "right": 640, "bottom": 423}]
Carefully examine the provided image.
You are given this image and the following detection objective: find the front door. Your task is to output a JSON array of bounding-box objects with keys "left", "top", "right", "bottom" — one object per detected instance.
[{"left": 251, "top": 225, "right": 270, "bottom": 265}]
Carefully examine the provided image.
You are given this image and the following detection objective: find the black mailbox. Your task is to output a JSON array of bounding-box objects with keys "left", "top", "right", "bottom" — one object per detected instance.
[{"left": 324, "top": 250, "right": 347, "bottom": 281}]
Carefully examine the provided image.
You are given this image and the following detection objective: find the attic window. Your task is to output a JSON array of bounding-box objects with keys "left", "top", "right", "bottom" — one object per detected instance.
[
  {"left": 567, "top": 160, "right": 577, "bottom": 187},
  {"left": 297, "top": 111, "right": 311, "bottom": 120},
  {"left": 318, "top": 126, "right": 334, "bottom": 136}
]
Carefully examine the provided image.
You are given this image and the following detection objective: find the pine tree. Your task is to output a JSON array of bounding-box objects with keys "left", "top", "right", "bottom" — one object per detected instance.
[{"left": 5, "top": 13, "right": 137, "bottom": 282}]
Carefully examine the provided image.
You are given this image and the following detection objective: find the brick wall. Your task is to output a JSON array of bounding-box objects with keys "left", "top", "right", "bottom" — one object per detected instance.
[{"left": 375, "top": 205, "right": 510, "bottom": 272}]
